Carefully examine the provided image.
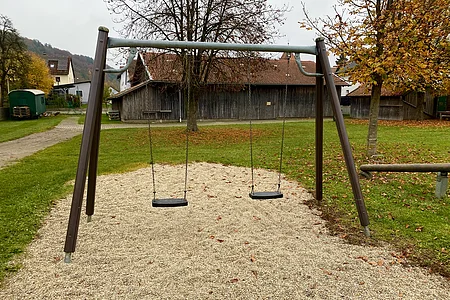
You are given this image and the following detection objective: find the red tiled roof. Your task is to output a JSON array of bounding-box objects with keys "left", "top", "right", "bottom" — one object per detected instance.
[{"left": 141, "top": 52, "right": 348, "bottom": 86}]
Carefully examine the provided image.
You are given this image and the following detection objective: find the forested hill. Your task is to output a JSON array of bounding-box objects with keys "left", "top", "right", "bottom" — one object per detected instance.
[{"left": 23, "top": 38, "right": 118, "bottom": 87}]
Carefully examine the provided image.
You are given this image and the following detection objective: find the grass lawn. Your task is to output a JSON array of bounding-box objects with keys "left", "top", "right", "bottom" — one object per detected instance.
[
  {"left": 0, "top": 115, "right": 67, "bottom": 143},
  {"left": 0, "top": 119, "right": 449, "bottom": 282},
  {"left": 77, "top": 113, "right": 123, "bottom": 125}
]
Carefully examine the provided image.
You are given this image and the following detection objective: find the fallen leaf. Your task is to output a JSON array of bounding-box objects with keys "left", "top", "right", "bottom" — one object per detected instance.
[
  {"left": 356, "top": 256, "right": 368, "bottom": 262},
  {"left": 251, "top": 270, "right": 258, "bottom": 278},
  {"left": 216, "top": 239, "right": 225, "bottom": 243},
  {"left": 320, "top": 268, "right": 332, "bottom": 275},
  {"left": 230, "top": 278, "right": 239, "bottom": 283},
  {"left": 250, "top": 254, "right": 256, "bottom": 262}
]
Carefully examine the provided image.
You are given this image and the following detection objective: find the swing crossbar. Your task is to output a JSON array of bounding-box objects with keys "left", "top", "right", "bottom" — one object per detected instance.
[
  {"left": 107, "top": 37, "right": 317, "bottom": 55},
  {"left": 152, "top": 198, "right": 188, "bottom": 207},
  {"left": 249, "top": 191, "right": 283, "bottom": 200}
]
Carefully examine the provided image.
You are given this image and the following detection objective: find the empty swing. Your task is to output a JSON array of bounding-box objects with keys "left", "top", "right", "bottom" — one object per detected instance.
[
  {"left": 248, "top": 53, "right": 290, "bottom": 200},
  {"left": 145, "top": 51, "right": 198, "bottom": 207},
  {"left": 145, "top": 111, "right": 189, "bottom": 207}
]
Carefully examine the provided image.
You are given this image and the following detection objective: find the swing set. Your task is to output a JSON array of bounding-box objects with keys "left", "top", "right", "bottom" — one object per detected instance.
[{"left": 63, "top": 27, "right": 370, "bottom": 263}]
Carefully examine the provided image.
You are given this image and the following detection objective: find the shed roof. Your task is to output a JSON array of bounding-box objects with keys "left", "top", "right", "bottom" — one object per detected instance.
[
  {"left": 139, "top": 52, "right": 348, "bottom": 86},
  {"left": 347, "top": 84, "right": 402, "bottom": 97},
  {"left": 9, "top": 89, "right": 45, "bottom": 95}
]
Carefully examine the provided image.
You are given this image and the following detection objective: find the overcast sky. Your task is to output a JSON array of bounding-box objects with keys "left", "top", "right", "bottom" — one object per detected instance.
[{"left": 0, "top": 0, "right": 339, "bottom": 64}]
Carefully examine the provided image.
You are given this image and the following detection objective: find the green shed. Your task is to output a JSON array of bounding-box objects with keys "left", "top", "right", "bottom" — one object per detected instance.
[{"left": 8, "top": 89, "right": 46, "bottom": 119}]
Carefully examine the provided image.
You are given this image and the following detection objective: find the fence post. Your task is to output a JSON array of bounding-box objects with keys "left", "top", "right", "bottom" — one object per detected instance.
[{"left": 436, "top": 172, "right": 448, "bottom": 198}]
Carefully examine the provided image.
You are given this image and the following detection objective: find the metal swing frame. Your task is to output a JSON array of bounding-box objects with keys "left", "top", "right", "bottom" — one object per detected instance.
[{"left": 63, "top": 26, "right": 370, "bottom": 263}]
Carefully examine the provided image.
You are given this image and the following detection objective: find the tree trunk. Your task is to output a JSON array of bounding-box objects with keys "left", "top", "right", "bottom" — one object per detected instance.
[
  {"left": 0, "top": 78, "right": 6, "bottom": 108},
  {"left": 367, "top": 82, "right": 382, "bottom": 157},
  {"left": 415, "top": 91, "right": 425, "bottom": 121}
]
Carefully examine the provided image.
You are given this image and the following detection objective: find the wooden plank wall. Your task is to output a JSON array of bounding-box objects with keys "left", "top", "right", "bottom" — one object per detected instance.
[
  {"left": 121, "top": 84, "right": 182, "bottom": 121},
  {"left": 403, "top": 92, "right": 434, "bottom": 119},
  {"left": 350, "top": 96, "right": 403, "bottom": 120},
  {"left": 350, "top": 92, "right": 436, "bottom": 120},
  {"left": 350, "top": 97, "right": 370, "bottom": 119},
  {"left": 117, "top": 82, "right": 337, "bottom": 121}
]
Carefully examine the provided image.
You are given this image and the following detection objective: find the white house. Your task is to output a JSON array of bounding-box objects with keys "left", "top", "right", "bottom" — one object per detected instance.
[
  {"left": 69, "top": 81, "right": 91, "bottom": 104},
  {"left": 47, "top": 57, "right": 75, "bottom": 86}
]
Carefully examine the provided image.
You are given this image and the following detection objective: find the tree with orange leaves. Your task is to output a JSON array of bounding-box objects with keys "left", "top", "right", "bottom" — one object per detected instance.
[
  {"left": 24, "top": 52, "right": 54, "bottom": 95},
  {"left": 301, "top": 0, "right": 450, "bottom": 156}
]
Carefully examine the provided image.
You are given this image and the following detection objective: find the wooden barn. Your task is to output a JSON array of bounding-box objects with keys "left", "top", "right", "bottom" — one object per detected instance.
[
  {"left": 109, "top": 52, "right": 348, "bottom": 122},
  {"left": 347, "top": 85, "right": 438, "bottom": 120}
]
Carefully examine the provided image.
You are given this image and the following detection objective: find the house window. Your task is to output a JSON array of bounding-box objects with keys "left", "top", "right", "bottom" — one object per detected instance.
[
  {"left": 76, "top": 91, "right": 83, "bottom": 97},
  {"left": 56, "top": 77, "right": 60, "bottom": 82}
]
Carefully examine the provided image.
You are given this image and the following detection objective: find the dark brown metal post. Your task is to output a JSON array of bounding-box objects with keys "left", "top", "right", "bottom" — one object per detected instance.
[
  {"left": 315, "top": 56, "right": 324, "bottom": 201},
  {"left": 85, "top": 71, "right": 105, "bottom": 220},
  {"left": 315, "top": 38, "right": 370, "bottom": 235},
  {"left": 64, "top": 27, "right": 109, "bottom": 262}
]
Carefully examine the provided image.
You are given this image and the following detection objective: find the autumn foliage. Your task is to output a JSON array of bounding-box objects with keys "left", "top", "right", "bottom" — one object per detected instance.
[
  {"left": 24, "top": 52, "right": 53, "bottom": 95},
  {"left": 301, "top": 0, "right": 450, "bottom": 156},
  {"left": 302, "top": 0, "right": 450, "bottom": 93}
]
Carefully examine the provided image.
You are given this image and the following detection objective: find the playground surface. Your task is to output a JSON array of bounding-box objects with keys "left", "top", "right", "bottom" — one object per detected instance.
[{"left": 1, "top": 163, "right": 449, "bottom": 299}]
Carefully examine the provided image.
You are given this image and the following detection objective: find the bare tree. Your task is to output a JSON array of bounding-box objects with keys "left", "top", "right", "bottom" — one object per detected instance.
[
  {"left": 105, "top": 0, "right": 289, "bottom": 131},
  {"left": 0, "top": 15, "right": 28, "bottom": 107}
]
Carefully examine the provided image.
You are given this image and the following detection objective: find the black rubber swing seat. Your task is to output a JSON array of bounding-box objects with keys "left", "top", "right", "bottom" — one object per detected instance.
[
  {"left": 249, "top": 191, "right": 283, "bottom": 200},
  {"left": 152, "top": 198, "right": 188, "bottom": 207}
]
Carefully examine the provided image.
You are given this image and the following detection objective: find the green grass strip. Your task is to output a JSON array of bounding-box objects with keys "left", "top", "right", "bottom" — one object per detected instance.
[{"left": 1, "top": 120, "right": 449, "bottom": 282}]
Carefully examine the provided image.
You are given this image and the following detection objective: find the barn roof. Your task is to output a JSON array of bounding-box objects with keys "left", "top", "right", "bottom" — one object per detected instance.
[
  {"left": 347, "top": 84, "right": 402, "bottom": 97},
  {"left": 139, "top": 52, "right": 348, "bottom": 86}
]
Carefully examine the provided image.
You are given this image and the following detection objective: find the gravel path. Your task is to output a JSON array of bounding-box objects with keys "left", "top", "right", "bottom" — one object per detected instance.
[
  {"left": 0, "top": 163, "right": 449, "bottom": 299},
  {"left": 0, "top": 117, "right": 83, "bottom": 169}
]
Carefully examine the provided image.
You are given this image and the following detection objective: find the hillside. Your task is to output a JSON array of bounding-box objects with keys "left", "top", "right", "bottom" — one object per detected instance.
[{"left": 23, "top": 38, "right": 118, "bottom": 88}]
